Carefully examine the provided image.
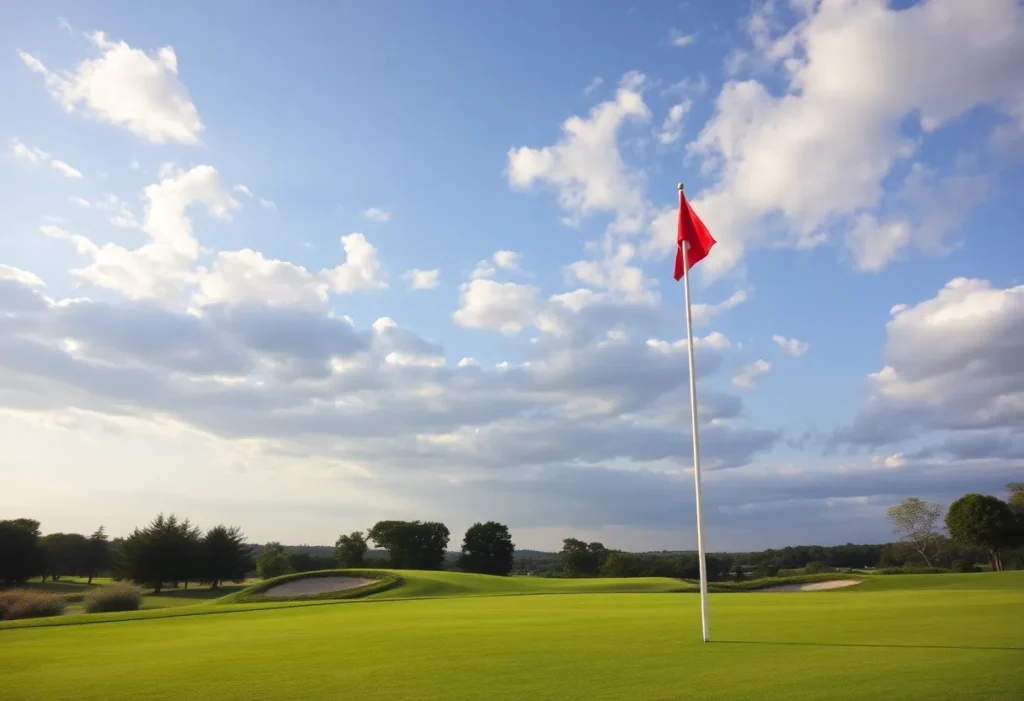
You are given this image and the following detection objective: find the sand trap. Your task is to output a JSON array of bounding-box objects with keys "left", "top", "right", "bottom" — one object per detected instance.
[
  {"left": 760, "top": 579, "right": 861, "bottom": 592},
  {"left": 263, "top": 576, "right": 374, "bottom": 598}
]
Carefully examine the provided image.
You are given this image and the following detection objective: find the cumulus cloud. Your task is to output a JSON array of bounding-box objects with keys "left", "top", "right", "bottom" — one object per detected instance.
[
  {"left": 402, "top": 268, "right": 440, "bottom": 290},
  {"left": 233, "top": 185, "right": 252, "bottom": 197},
  {"left": 259, "top": 198, "right": 276, "bottom": 210},
  {"left": 507, "top": 71, "right": 650, "bottom": 233},
  {"left": 668, "top": 29, "right": 696, "bottom": 47},
  {"left": 51, "top": 165, "right": 238, "bottom": 302},
  {"left": 20, "top": 32, "right": 204, "bottom": 144},
  {"left": 493, "top": 250, "right": 520, "bottom": 270},
  {"left": 691, "top": 290, "right": 748, "bottom": 325},
  {"left": 842, "top": 278, "right": 1024, "bottom": 445},
  {"left": 453, "top": 279, "right": 539, "bottom": 335},
  {"left": 732, "top": 359, "right": 771, "bottom": 389},
  {"left": 362, "top": 207, "right": 391, "bottom": 222},
  {"left": 673, "top": 0, "right": 1024, "bottom": 278},
  {"left": 656, "top": 100, "right": 691, "bottom": 145},
  {"left": 772, "top": 335, "right": 809, "bottom": 357}
]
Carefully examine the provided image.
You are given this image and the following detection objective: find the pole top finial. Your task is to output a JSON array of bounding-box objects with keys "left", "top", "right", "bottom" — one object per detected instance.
[{"left": 678, "top": 182, "right": 685, "bottom": 191}]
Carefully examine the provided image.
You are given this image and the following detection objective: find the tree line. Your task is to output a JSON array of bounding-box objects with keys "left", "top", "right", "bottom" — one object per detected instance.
[
  {"left": 3, "top": 485, "right": 1020, "bottom": 588},
  {"left": 0, "top": 516, "right": 516, "bottom": 588},
  {"left": 886, "top": 485, "right": 1024, "bottom": 572}
]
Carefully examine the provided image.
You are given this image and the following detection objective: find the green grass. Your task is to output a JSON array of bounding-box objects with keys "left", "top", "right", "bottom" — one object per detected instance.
[{"left": 1, "top": 570, "right": 1021, "bottom": 699}]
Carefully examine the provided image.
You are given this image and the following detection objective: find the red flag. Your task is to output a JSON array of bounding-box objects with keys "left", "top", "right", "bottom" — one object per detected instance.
[{"left": 673, "top": 190, "right": 716, "bottom": 280}]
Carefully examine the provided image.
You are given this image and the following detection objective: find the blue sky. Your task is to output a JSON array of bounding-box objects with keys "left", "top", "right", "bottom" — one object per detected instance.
[{"left": 1, "top": 1, "right": 1022, "bottom": 551}]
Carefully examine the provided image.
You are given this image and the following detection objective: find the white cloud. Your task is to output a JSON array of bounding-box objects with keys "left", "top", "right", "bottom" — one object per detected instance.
[
  {"left": 453, "top": 279, "right": 539, "bottom": 335},
  {"left": 669, "top": 29, "right": 696, "bottom": 47},
  {"left": 259, "top": 198, "right": 276, "bottom": 210},
  {"left": 507, "top": 71, "right": 651, "bottom": 233},
  {"left": 50, "top": 159, "right": 83, "bottom": 179},
  {"left": 772, "top": 335, "right": 809, "bottom": 357},
  {"left": 0, "top": 265, "right": 46, "bottom": 288},
  {"left": 20, "top": 32, "right": 204, "bottom": 144},
  {"left": 51, "top": 165, "right": 239, "bottom": 301},
  {"left": 681, "top": 0, "right": 1024, "bottom": 278},
  {"left": 656, "top": 100, "right": 691, "bottom": 145},
  {"left": 732, "top": 359, "right": 771, "bottom": 389},
  {"left": 193, "top": 250, "right": 329, "bottom": 308},
  {"left": 69, "top": 196, "right": 92, "bottom": 208},
  {"left": 233, "top": 185, "right": 252, "bottom": 197},
  {"left": 691, "top": 290, "right": 748, "bottom": 325},
  {"left": 493, "top": 250, "right": 520, "bottom": 270},
  {"left": 845, "top": 278, "right": 1024, "bottom": 444},
  {"left": 9, "top": 138, "right": 48, "bottom": 165},
  {"left": 325, "top": 233, "right": 386, "bottom": 293},
  {"left": 471, "top": 262, "right": 496, "bottom": 280},
  {"left": 871, "top": 453, "right": 906, "bottom": 469},
  {"left": 362, "top": 207, "right": 391, "bottom": 222},
  {"left": 583, "top": 77, "right": 604, "bottom": 95},
  {"left": 402, "top": 268, "right": 440, "bottom": 290},
  {"left": 10, "top": 139, "right": 82, "bottom": 179},
  {"left": 845, "top": 215, "right": 910, "bottom": 272},
  {"left": 565, "top": 242, "right": 656, "bottom": 304}
]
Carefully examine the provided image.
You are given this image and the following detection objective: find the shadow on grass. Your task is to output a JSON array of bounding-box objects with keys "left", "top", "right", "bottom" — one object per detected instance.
[
  {"left": 153, "top": 585, "right": 247, "bottom": 601},
  {"left": 716, "top": 640, "right": 1023, "bottom": 652}
]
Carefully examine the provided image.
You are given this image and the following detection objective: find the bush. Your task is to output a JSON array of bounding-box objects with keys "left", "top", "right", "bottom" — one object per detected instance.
[
  {"left": 0, "top": 589, "right": 67, "bottom": 620},
  {"left": 953, "top": 560, "right": 981, "bottom": 573},
  {"left": 83, "top": 583, "right": 143, "bottom": 613}
]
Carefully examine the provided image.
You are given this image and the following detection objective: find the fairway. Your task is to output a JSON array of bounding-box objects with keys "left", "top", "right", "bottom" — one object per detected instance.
[{"left": 1, "top": 572, "right": 1022, "bottom": 700}]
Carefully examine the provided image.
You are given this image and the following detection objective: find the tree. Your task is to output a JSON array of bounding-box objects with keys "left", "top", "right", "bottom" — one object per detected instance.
[
  {"left": 368, "top": 521, "right": 450, "bottom": 570},
  {"left": 0, "top": 519, "right": 46, "bottom": 584},
  {"left": 886, "top": 497, "right": 944, "bottom": 567},
  {"left": 40, "top": 533, "right": 89, "bottom": 581},
  {"left": 458, "top": 522, "right": 515, "bottom": 576},
  {"left": 116, "top": 514, "right": 203, "bottom": 593},
  {"left": 201, "top": 526, "right": 252, "bottom": 589},
  {"left": 256, "top": 542, "right": 289, "bottom": 579},
  {"left": 335, "top": 531, "right": 368, "bottom": 568},
  {"left": 945, "top": 494, "right": 1016, "bottom": 571},
  {"left": 85, "top": 526, "right": 109, "bottom": 585},
  {"left": 1008, "top": 483, "right": 1024, "bottom": 515},
  {"left": 732, "top": 563, "right": 745, "bottom": 583},
  {"left": 559, "top": 538, "right": 607, "bottom": 577}
]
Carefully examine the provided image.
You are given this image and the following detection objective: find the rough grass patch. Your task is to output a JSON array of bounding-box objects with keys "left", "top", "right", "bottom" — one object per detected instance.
[
  {"left": 84, "top": 583, "right": 144, "bottom": 613},
  {"left": 0, "top": 589, "right": 67, "bottom": 620}
]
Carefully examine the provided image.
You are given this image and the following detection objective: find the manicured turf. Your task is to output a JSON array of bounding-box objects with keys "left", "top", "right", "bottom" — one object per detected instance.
[{"left": 1, "top": 571, "right": 1021, "bottom": 699}]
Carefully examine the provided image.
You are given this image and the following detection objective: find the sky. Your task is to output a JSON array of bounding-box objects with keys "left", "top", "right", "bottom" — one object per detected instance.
[{"left": 0, "top": 0, "right": 1022, "bottom": 552}]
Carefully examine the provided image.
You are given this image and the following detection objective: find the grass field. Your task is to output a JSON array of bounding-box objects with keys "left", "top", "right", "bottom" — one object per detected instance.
[{"left": 1, "top": 571, "right": 1022, "bottom": 699}]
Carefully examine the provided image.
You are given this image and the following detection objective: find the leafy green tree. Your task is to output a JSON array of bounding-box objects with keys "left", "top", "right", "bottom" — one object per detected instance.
[
  {"left": 117, "top": 514, "right": 203, "bottom": 593},
  {"left": 458, "top": 522, "right": 515, "bottom": 576},
  {"left": 559, "top": 538, "right": 608, "bottom": 577},
  {"left": 732, "top": 563, "right": 745, "bottom": 582},
  {"left": 0, "top": 519, "right": 46, "bottom": 584},
  {"left": 202, "top": 525, "right": 252, "bottom": 588},
  {"left": 335, "top": 531, "right": 368, "bottom": 568},
  {"left": 85, "top": 526, "right": 109, "bottom": 584},
  {"left": 886, "top": 497, "right": 944, "bottom": 567},
  {"left": 256, "top": 542, "right": 289, "bottom": 579},
  {"left": 40, "top": 532, "right": 89, "bottom": 581},
  {"left": 368, "top": 521, "right": 450, "bottom": 570},
  {"left": 945, "top": 494, "right": 1016, "bottom": 571},
  {"left": 1007, "top": 483, "right": 1024, "bottom": 511}
]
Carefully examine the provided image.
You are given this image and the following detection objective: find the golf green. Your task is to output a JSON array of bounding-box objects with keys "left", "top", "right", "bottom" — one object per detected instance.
[{"left": 1, "top": 571, "right": 1021, "bottom": 700}]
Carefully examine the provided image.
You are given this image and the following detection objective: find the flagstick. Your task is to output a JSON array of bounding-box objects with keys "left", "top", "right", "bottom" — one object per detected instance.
[{"left": 679, "top": 182, "right": 710, "bottom": 643}]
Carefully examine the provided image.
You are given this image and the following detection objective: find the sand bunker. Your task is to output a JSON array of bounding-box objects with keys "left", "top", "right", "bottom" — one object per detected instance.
[
  {"left": 262, "top": 576, "right": 374, "bottom": 598},
  {"left": 760, "top": 579, "right": 862, "bottom": 592}
]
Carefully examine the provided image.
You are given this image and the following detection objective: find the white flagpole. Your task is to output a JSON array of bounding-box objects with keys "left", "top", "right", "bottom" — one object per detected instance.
[{"left": 679, "top": 182, "right": 710, "bottom": 643}]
